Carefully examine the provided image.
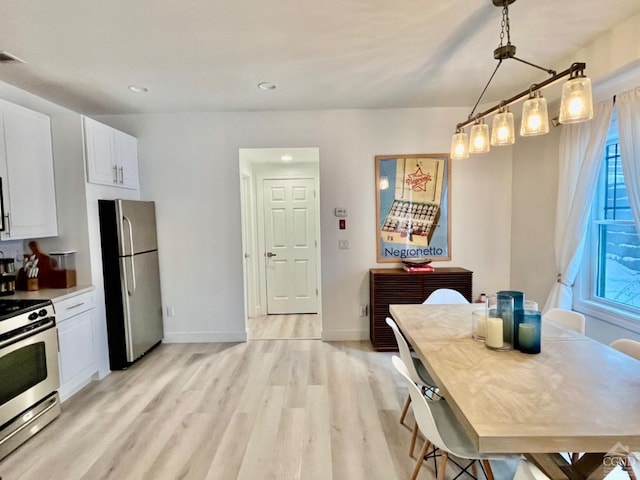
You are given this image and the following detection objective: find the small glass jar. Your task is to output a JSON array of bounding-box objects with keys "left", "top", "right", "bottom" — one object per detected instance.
[
  {"left": 486, "top": 293, "right": 514, "bottom": 351},
  {"left": 471, "top": 309, "right": 487, "bottom": 342},
  {"left": 517, "top": 310, "right": 542, "bottom": 354}
]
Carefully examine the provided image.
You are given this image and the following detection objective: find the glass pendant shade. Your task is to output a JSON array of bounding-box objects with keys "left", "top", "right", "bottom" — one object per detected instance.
[
  {"left": 469, "top": 121, "right": 490, "bottom": 154},
  {"left": 559, "top": 75, "right": 593, "bottom": 124},
  {"left": 520, "top": 91, "right": 549, "bottom": 136},
  {"left": 450, "top": 130, "right": 469, "bottom": 160},
  {"left": 490, "top": 108, "right": 515, "bottom": 146}
]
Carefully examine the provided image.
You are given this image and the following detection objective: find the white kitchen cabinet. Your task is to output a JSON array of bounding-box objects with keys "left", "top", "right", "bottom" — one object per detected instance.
[
  {"left": 83, "top": 116, "right": 139, "bottom": 189},
  {"left": 0, "top": 99, "right": 58, "bottom": 240},
  {"left": 55, "top": 289, "right": 98, "bottom": 402}
]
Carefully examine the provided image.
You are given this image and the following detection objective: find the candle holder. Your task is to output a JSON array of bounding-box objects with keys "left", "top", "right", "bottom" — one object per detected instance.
[
  {"left": 486, "top": 293, "right": 513, "bottom": 351},
  {"left": 471, "top": 309, "right": 487, "bottom": 342},
  {"left": 497, "top": 290, "right": 525, "bottom": 349},
  {"left": 517, "top": 310, "right": 542, "bottom": 354},
  {"left": 497, "top": 290, "right": 525, "bottom": 310}
]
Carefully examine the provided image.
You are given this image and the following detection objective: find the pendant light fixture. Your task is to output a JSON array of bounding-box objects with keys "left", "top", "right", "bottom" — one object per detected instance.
[
  {"left": 521, "top": 89, "right": 549, "bottom": 136},
  {"left": 450, "top": 128, "right": 469, "bottom": 160},
  {"left": 449, "top": 0, "right": 593, "bottom": 159},
  {"left": 559, "top": 71, "right": 594, "bottom": 124},
  {"left": 491, "top": 106, "right": 515, "bottom": 146},
  {"left": 469, "top": 119, "right": 490, "bottom": 154}
]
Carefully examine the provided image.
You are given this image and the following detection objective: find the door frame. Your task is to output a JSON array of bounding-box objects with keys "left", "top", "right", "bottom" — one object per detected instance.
[
  {"left": 238, "top": 148, "right": 322, "bottom": 332},
  {"left": 240, "top": 171, "right": 258, "bottom": 317}
]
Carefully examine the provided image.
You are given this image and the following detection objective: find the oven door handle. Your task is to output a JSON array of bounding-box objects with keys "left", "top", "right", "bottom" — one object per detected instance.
[
  {"left": 0, "top": 394, "right": 59, "bottom": 447},
  {"left": 0, "top": 319, "right": 55, "bottom": 350}
]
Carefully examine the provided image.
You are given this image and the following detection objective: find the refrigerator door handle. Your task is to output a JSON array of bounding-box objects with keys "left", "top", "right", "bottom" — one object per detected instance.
[
  {"left": 0, "top": 177, "right": 6, "bottom": 232},
  {"left": 122, "top": 215, "right": 137, "bottom": 295},
  {"left": 127, "top": 256, "right": 137, "bottom": 296}
]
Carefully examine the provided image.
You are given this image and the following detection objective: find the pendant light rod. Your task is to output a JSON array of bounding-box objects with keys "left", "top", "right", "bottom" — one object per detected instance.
[
  {"left": 509, "top": 56, "right": 556, "bottom": 75},
  {"left": 455, "top": 62, "right": 586, "bottom": 131}
]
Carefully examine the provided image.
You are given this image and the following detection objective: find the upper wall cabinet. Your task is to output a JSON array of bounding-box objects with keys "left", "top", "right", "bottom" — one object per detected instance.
[
  {"left": 83, "top": 116, "right": 139, "bottom": 189},
  {"left": 0, "top": 99, "right": 58, "bottom": 240}
]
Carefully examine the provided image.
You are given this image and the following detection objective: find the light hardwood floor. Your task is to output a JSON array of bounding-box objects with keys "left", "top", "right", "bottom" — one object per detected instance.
[
  {"left": 248, "top": 314, "right": 321, "bottom": 340},
  {"left": 0, "top": 340, "right": 517, "bottom": 480}
]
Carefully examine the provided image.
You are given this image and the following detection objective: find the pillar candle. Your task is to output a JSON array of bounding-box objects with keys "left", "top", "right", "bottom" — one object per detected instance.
[
  {"left": 518, "top": 323, "right": 536, "bottom": 349},
  {"left": 486, "top": 317, "right": 504, "bottom": 349}
]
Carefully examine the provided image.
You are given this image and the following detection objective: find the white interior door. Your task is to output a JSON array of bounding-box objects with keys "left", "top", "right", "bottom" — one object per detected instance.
[{"left": 263, "top": 178, "right": 318, "bottom": 314}]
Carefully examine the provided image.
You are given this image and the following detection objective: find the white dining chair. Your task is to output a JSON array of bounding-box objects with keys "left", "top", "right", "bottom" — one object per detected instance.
[
  {"left": 610, "top": 339, "right": 640, "bottom": 361},
  {"left": 392, "top": 356, "right": 519, "bottom": 480},
  {"left": 513, "top": 460, "right": 551, "bottom": 480},
  {"left": 423, "top": 288, "right": 469, "bottom": 304},
  {"left": 608, "top": 338, "right": 639, "bottom": 476},
  {"left": 386, "top": 317, "right": 439, "bottom": 457},
  {"left": 543, "top": 308, "right": 586, "bottom": 335}
]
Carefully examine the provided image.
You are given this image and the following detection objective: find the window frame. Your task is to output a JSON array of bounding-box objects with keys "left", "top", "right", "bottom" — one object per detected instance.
[{"left": 574, "top": 113, "right": 640, "bottom": 333}]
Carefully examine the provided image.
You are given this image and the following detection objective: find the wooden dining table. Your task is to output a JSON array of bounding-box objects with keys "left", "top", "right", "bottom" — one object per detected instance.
[{"left": 390, "top": 303, "right": 640, "bottom": 480}]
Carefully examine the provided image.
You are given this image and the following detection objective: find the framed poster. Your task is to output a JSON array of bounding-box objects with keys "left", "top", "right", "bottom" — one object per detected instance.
[{"left": 375, "top": 153, "right": 451, "bottom": 262}]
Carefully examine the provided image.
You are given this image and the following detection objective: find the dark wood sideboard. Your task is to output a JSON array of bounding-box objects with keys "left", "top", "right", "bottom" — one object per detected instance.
[{"left": 369, "top": 267, "right": 473, "bottom": 351}]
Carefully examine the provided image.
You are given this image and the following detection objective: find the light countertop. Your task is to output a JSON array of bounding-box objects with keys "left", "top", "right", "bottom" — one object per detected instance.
[{"left": 9, "top": 285, "right": 95, "bottom": 303}]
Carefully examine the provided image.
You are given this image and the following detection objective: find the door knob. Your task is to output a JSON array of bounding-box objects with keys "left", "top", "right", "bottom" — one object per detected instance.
[{"left": 266, "top": 252, "right": 277, "bottom": 257}]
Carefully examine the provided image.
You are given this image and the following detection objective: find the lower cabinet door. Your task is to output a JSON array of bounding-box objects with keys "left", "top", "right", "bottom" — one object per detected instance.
[{"left": 57, "top": 308, "right": 97, "bottom": 401}]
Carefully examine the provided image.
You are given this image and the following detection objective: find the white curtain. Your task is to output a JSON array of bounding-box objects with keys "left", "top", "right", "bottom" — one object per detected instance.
[
  {"left": 544, "top": 99, "right": 614, "bottom": 311},
  {"left": 617, "top": 86, "right": 640, "bottom": 234}
]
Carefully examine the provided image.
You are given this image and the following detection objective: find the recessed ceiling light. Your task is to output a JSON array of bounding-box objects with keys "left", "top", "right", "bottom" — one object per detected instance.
[
  {"left": 281, "top": 154, "right": 293, "bottom": 161},
  {"left": 258, "top": 82, "right": 276, "bottom": 90},
  {"left": 128, "top": 85, "right": 149, "bottom": 93}
]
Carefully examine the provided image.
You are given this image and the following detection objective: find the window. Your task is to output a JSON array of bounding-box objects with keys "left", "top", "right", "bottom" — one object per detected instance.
[{"left": 581, "top": 112, "right": 640, "bottom": 317}]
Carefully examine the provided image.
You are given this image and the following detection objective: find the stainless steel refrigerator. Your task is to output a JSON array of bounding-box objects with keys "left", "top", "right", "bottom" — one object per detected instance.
[{"left": 98, "top": 199, "right": 164, "bottom": 370}]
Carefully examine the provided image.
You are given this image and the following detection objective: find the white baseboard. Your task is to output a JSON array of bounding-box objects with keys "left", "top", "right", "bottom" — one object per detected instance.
[
  {"left": 163, "top": 331, "right": 248, "bottom": 343},
  {"left": 321, "top": 329, "right": 369, "bottom": 342},
  {"left": 164, "top": 330, "right": 367, "bottom": 343},
  {"left": 59, "top": 371, "right": 99, "bottom": 403}
]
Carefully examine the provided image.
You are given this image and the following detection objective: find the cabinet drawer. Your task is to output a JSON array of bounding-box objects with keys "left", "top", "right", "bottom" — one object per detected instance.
[{"left": 54, "top": 291, "right": 96, "bottom": 321}]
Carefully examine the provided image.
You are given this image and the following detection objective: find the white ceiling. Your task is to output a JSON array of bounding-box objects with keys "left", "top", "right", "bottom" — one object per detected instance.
[{"left": 0, "top": 0, "right": 638, "bottom": 115}]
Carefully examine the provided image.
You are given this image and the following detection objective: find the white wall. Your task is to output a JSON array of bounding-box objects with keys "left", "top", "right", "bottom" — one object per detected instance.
[
  {"left": 0, "top": 7, "right": 636, "bottom": 347},
  {"left": 100, "top": 11, "right": 640, "bottom": 343},
  {"left": 510, "top": 127, "right": 561, "bottom": 307},
  {"left": 112, "top": 9, "right": 640, "bottom": 346},
  {"left": 99, "top": 108, "right": 513, "bottom": 341}
]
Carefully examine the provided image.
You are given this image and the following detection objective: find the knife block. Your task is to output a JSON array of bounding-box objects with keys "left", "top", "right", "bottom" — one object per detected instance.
[{"left": 16, "top": 269, "right": 38, "bottom": 291}]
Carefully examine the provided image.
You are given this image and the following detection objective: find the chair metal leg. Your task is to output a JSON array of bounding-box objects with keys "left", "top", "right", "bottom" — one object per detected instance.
[
  {"left": 411, "top": 439, "right": 431, "bottom": 480},
  {"left": 409, "top": 421, "right": 419, "bottom": 457},
  {"left": 400, "top": 394, "right": 411, "bottom": 425}
]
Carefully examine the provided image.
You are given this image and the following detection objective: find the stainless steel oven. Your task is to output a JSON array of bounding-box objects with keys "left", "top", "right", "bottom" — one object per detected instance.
[{"left": 0, "top": 300, "right": 61, "bottom": 460}]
